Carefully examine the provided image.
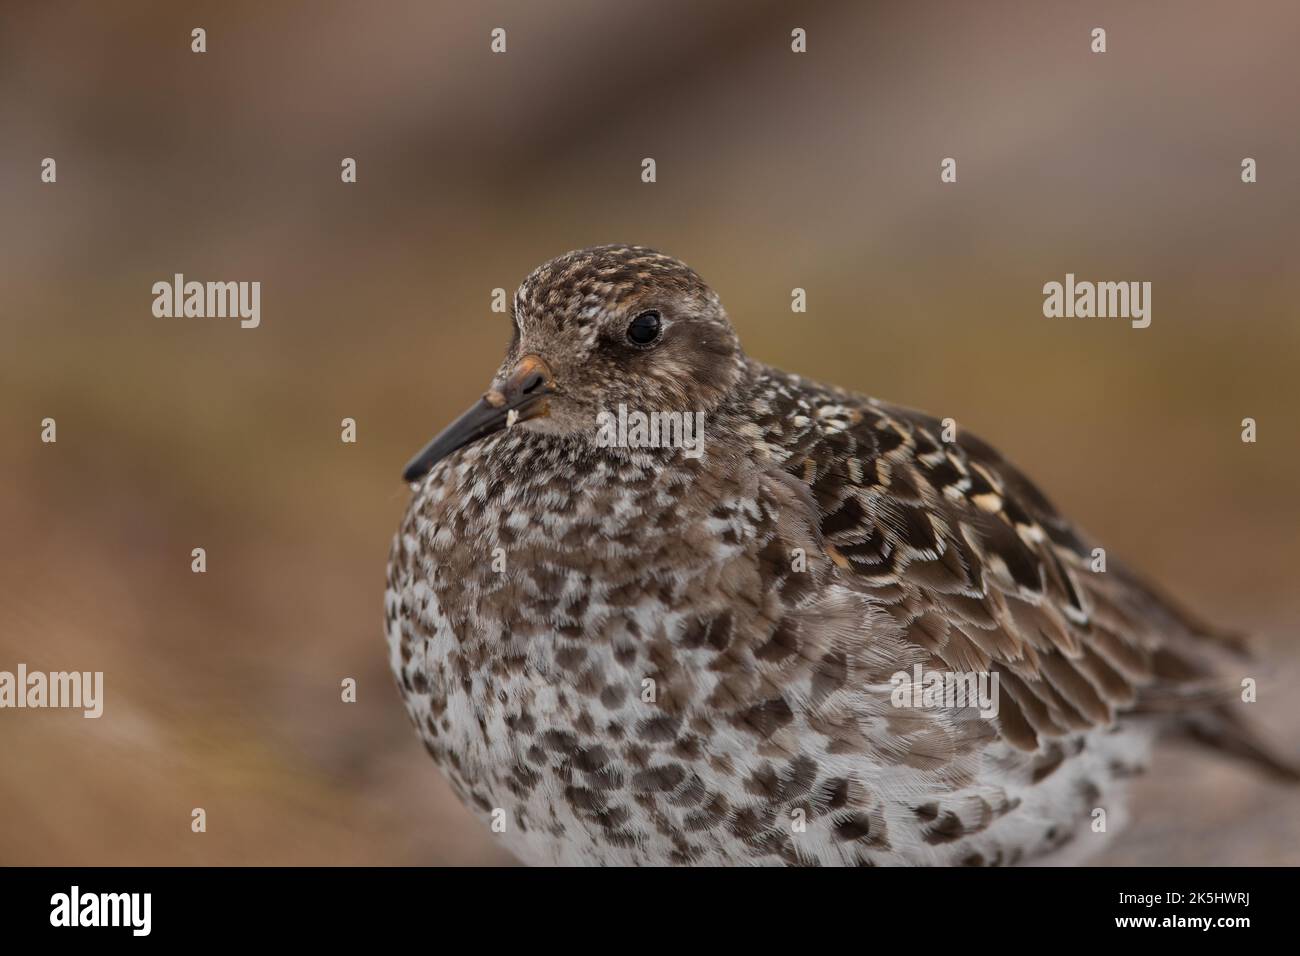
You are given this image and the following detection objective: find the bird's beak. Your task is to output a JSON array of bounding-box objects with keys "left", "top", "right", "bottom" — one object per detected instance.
[{"left": 401, "top": 355, "right": 555, "bottom": 482}]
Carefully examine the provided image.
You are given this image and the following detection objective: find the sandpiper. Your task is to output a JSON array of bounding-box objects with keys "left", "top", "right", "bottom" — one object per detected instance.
[{"left": 385, "top": 244, "right": 1291, "bottom": 866}]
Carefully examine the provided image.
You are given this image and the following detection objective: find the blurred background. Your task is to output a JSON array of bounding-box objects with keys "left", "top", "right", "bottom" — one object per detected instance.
[{"left": 1, "top": 0, "right": 1297, "bottom": 865}]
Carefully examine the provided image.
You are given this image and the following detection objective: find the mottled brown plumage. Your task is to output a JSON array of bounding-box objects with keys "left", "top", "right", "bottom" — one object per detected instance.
[{"left": 385, "top": 244, "right": 1290, "bottom": 866}]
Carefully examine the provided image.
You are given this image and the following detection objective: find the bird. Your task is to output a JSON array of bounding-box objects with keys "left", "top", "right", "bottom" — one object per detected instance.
[{"left": 384, "top": 244, "right": 1293, "bottom": 866}]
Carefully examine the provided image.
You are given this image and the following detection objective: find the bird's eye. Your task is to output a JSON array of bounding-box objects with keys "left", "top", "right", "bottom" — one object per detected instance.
[{"left": 626, "top": 310, "right": 662, "bottom": 346}]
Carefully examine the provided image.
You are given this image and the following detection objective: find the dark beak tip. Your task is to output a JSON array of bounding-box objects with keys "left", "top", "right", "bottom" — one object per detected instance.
[
  {"left": 401, "top": 356, "right": 556, "bottom": 485},
  {"left": 399, "top": 394, "right": 510, "bottom": 485},
  {"left": 401, "top": 450, "right": 434, "bottom": 483}
]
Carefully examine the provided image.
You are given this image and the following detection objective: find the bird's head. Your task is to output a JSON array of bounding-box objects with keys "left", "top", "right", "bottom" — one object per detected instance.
[{"left": 402, "top": 245, "right": 743, "bottom": 481}]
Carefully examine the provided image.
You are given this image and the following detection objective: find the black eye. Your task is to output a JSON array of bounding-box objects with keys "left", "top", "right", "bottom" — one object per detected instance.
[{"left": 626, "top": 310, "right": 662, "bottom": 346}]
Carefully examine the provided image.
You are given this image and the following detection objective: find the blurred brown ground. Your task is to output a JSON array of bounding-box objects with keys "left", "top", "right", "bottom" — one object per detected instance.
[{"left": 1, "top": 0, "right": 1297, "bottom": 865}]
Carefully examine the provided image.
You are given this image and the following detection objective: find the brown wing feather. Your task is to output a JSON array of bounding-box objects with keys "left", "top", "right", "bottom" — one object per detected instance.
[{"left": 763, "top": 372, "right": 1246, "bottom": 754}]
